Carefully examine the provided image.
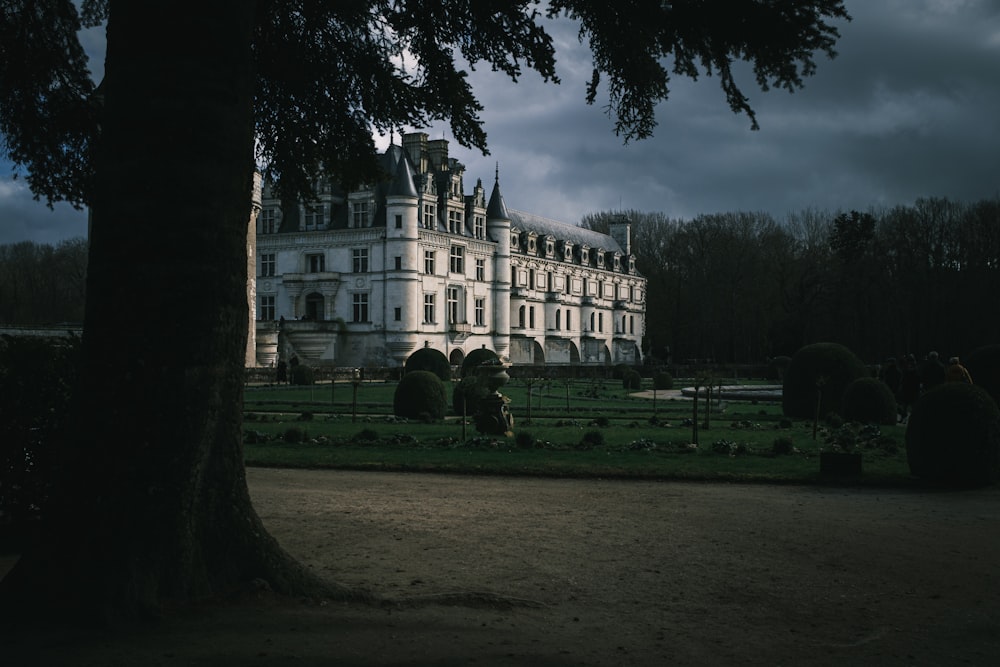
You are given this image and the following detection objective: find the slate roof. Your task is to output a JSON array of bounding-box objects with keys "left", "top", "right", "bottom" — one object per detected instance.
[{"left": 508, "top": 209, "right": 624, "bottom": 254}]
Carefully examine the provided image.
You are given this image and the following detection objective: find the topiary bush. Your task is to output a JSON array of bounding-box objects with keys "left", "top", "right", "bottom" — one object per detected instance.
[
  {"left": 290, "top": 363, "right": 314, "bottom": 385},
  {"left": 842, "top": 376, "right": 898, "bottom": 425},
  {"left": 622, "top": 369, "right": 642, "bottom": 390},
  {"left": 653, "top": 371, "right": 674, "bottom": 390},
  {"left": 782, "top": 342, "right": 869, "bottom": 420},
  {"left": 460, "top": 347, "right": 500, "bottom": 378},
  {"left": 404, "top": 347, "right": 451, "bottom": 382},
  {"left": 906, "top": 382, "right": 1000, "bottom": 487},
  {"left": 393, "top": 370, "right": 447, "bottom": 420}
]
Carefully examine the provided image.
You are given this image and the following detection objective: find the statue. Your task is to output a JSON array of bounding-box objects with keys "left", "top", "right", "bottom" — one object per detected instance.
[{"left": 472, "top": 358, "right": 514, "bottom": 437}]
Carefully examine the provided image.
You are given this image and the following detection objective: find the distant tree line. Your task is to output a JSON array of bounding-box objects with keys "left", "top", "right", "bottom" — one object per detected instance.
[
  {"left": 583, "top": 196, "right": 1000, "bottom": 365},
  {"left": 0, "top": 238, "right": 88, "bottom": 325}
]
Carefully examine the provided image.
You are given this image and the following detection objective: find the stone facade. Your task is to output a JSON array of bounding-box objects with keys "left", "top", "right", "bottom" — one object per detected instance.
[{"left": 253, "top": 132, "right": 645, "bottom": 369}]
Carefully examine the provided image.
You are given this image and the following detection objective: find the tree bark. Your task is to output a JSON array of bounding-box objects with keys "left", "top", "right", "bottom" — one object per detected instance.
[{"left": 0, "top": 1, "right": 354, "bottom": 625}]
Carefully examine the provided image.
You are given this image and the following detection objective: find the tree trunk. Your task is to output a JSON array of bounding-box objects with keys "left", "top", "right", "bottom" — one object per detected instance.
[{"left": 1, "top": 1, "right": 350, "bottom": 625}]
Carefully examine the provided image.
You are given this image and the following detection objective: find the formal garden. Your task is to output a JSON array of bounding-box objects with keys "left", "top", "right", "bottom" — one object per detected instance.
[
  {"left": 3, "top": 336, "right": 1000, "bottom": 538},
  {"left": 239, "top": 343, "right": 1000, "bottom": 488}
]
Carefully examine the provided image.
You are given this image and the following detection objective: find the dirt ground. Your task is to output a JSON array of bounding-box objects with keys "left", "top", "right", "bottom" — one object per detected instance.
[{"left": 4, "top": 468, "right": 1000, "bottom": 666}]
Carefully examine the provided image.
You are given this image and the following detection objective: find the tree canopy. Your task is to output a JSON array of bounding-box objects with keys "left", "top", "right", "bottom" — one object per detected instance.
[{"left": 3, "top": 0, "right": 850, "bottom": 205}]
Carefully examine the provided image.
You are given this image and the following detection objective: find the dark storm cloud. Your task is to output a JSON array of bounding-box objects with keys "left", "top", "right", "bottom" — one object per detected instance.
[
  {"left": 2, "top": 1, "right": 998, "bottom": 244},
  {"left": 0, "top": 178, "right": 89, "bottom": 245}
]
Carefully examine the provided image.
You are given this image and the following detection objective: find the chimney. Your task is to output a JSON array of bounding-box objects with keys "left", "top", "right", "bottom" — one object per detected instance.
[
  {"left": 609, "top": 216, "right": 632, "bottom": 256},
  {"left": 402, "top": 132, "right": 428, "bottom": 174},
  {"left": 427, "top": 138, "right": 449, "bottom": 170}
]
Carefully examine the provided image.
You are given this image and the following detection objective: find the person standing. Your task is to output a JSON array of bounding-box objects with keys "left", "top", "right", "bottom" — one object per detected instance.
[
  {"left": 945, "top": 356, "right": 973, "bottom": 384},
  {"left": 898, "top": 354, "right": 921, "bottom": 423},
  {"left": 919, "top": 351, "right": 946, "bottom": 392}
]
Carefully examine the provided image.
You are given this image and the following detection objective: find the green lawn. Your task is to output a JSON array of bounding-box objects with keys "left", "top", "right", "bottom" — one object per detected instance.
[{"left": 243, "top": 379, "right": 914, "bottom": 486}]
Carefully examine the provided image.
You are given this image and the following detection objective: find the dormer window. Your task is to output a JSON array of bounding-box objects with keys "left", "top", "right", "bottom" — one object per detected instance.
[
  {"left": 562, "top": 242, "right": 573, "bottom": 262},
  {"left": 510, "top": 231, "right": 519, "bottom": 250},
  {"left": 351, "top": 201, "right": 369, "bottom": 228},
  {"left": 579, "top": 246, "right": 590, "bottom": 265},
  {"left": 613, "top": 253, "right": 622, "bottom": 271},
  {"left": 527, "top": 233, "right": 537, "bottom": 254},
  {"left": 596, "top": 249, "right": 605, "bottom": 269},
  {"left": 544, "top": 236, "right": 555, "bottom": 258},
  {"left": 628, "top": 256, "right": 636, "bottom": 274}
]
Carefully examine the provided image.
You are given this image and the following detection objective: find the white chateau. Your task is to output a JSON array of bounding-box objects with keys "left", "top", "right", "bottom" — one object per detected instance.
[{"left": 253, "top": 132, "right": 646, "bottom": 369}]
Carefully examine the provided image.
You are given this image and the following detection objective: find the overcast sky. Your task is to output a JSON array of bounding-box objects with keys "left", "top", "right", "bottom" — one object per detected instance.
[{"left": 2, "top": 1, "right": 998, "bottom": 246}]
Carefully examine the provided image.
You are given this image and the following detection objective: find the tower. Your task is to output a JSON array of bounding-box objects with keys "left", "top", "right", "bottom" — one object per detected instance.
[{"left": 486, "top": 167, "right": 511, "bottom": 360}]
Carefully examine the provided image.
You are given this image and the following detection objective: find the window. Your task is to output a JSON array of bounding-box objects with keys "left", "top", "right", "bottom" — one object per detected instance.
[
  {"left": 260, "top": 253, "right": 275, "bottom": 277},
  {"left": 448, "top": 209, "right": 463, "bottom": 234},
  {"left": 473, "top": 215, "right": 486, "bottom": 239},
  {"left": 590, "top": 312, "right": 595, "bottom": 331},
  {"left": 423, "top": 293, "right": 435, "bottom": 324},
  {"left": 259, "top": 295, "right": 275, "bottom": 321},
  {"left": 307, "top": 253, "right": 325, "bottom": 273},
  {"left": 394, "top": 214, "right": 403, "bottom": 229},
  {"left": 630, "top": 315, "right": 635, "bottom": 334},
  {"left": 352, "top": 201, "right": 369, "bottom": 228},
  {"left": 475, "top": 298, "right": 485, "bottom": 326},
  {"left": 449, "top": 245, "right": 464, "bottom": 274},
  {"left": 475, "top": 258, "right": 485, "bottom": 281},
  {"left": 352, "top": 293, "right": 369, "bottom": 323},
  {"left": 555, "top": 310, "right": 561, "bottom": 330},
  {"left": 352, "top": 248, "right": 369, "bottom": 273},
  {"left": 528, "top": 269, "right": 535, "bottom": 290},
  {"left": 529, "top": 306, "right": 535, "bottom": 329},
  {"left": 598, "top": 312, "right": 604, "bottom": 333},
  {"left": 303, "top": 203, "right": 324, "bottom": 230},
  {"left": 394, "top": 256, "right": 402, "bottom": 271},
  {"left": 394, "top": 307, "right": 402, "bottom": 321},
  {"left": 260, "top": 208, "right": 277, "bottom": 234},
  {"left": 447, "top": 287, "right": 460, "bottom": 324},
  {"left": 423, "top": 250, "right": 435, "bottom": 274},
  {"left": 565, "top": 310, "right": 571, "bottom": 331},
  {"left": 518, "top": 305, "right": 525, "bottom": 328},
  {"left": 422, "top": 203, "right": 436, "bottom": 229}
]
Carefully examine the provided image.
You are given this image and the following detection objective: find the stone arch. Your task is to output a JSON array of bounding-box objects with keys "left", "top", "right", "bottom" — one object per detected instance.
[
  {"left": 532, "top": 340, "right": 545, "bottom": 364},
  {"left": 569, "top": 342, "right": 581, "bottom": 364},
  {"left": 449, "top": 348, "right": 465, "bottom": 366}
]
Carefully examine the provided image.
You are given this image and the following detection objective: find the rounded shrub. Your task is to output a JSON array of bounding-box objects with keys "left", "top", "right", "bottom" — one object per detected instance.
[
  {"left": 290, "top": 363, "right": 314, "bottom": 385},
  {"left": 782, "top": 342, "right": 869, "bottom": 420},
  {"left": 460, "top": 348, "right": 500, "bottom": 378},
  {"left": 842, "top": 376, "right": 898, "bottom": 425},
  {"left": 622, "top": 369, "right": 642, "bottom": 391},
  {"left": 393, "top": 370, "right": 447, "bottom": 420},
  {"left": 653, "top": 372, "right": 674, "bottom": 390},
  {"left": 906, "top": 382, "right": 1000, "bottom": 487},
  {"left": 404, "top": 347, "right": 451, "bottom": 382}
]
